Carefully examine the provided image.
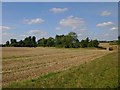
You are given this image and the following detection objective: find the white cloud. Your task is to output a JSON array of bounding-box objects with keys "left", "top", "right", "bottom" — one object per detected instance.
[
  {"left": 28, "top": 30, "right": 48, "bottom": 35},
  {"left": 59, "top": 16, "right": 85, "bottom": 30},
  {"left": 79, "top": 28, "right": 87, "bottom": 32},
  {"left": 101, "top": 11, "right": 111, "bottom": 16},
  {"left": 78, "top": 33, "right": 82, "bottom": 36},
  {"left": 1, "top": 26, "right": 12, "bottom": 44},
  {"left": 50, "top": 8, "right": 68, "bottom": 14},
  {"left": 110, "top": 27, "right": 118, "bottom": 31},
  {"left": 1, "top": 26, "right": 13, "bottom": 44},
  {"left": 2, "top": 32, "right": 15, "bottom": 37},
  {"left": 24, "top": 18, "right": 44, "bottom": 24},
  {"left": 2, "top": 32, "right": 9, "bottom": 36},
  {"left": 56, "top": 27, "right": 61, "bottom": 30},
  {"left": 19, "top": 35, "right": 26, "bottom": 37},
  {"left": 96, "top": 22, "right": 113, "bottom": 27},
  {"left": 2, "top": 32, "right": 16, "bottom": 44},
  {"left": 0, "top": 26, "right": 11, "bottom": 30},
  {"left": 104, "top": 33, "right": 110, "bottom": 37}
]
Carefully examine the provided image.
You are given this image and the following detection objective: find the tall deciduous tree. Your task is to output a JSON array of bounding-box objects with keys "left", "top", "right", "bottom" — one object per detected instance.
[
  {"left": 4, "top": 32, "right": 99, "bottom": 48},
  {"left": 10, "top": 39, "right": 17, "bottom": 46},
  {"left": 5, "top": 41, "right": 10, "bottom": 47}
]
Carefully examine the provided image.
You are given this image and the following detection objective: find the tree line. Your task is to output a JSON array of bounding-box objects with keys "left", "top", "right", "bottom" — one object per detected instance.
[
  {"left": 117, "top": 36, "right": 120, "bottom": 45},
  {"left": 4, "top": 32, "right": 99, "bottom": 48}
]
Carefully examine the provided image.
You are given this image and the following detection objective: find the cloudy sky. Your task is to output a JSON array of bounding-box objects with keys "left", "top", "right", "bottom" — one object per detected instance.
[{"left": 1, "top": 2, "right": 118, "bottom": 44}]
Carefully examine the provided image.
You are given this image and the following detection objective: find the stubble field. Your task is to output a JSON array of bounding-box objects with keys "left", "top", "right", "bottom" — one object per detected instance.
[{"left": 2, "top": 47, "right": 118, "bottom": 88}]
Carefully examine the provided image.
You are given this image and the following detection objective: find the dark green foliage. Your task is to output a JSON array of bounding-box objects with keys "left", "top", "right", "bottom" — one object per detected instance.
[
  {"left": 5, "top": 36, "right": 36, "bottom": 47},
  {"left": 86, "top": 37, "right": 89, "bottom": 44},
  {"left": 80, "top": 40, "right": 87, "bottom": 48},
  {"left": 80, "top": 38, "right": 99, "bottom": 48},
  {"left": 92, "top": 40, "right": 99, "bottom": 47},
  {"left": 10, "top": 39, "right": 17, "bottom": 47},
  {"left": 4, "top": 32, "right": 99, "bottom": 48},
  {"left": 18, "top": 40, "right": 24, "bottom": 47},
  {"left": 54, "top": 32, "right": 80, "bottom": 48},
  {"left": 55, "top": 35, "right": 65, "bottom": 47},
  {"left": 46, "top": 37, "right": 55, "bottom": 47},
  {"left": 88, "top": 40, "right": 99, "bottom": 47},
  {"left": 32, "top": 36, "right": 37, "bottom": 47},
  {"left": 23, "top": 36, "right": 32, "bottom": 47},
  {"left": 23, "top": 36, "right": 37, "bottom": 47},
  {"left": 5, "top": 41, "right": 10, "bottom": 47},
  {"left": 37, "top": 38, "right": 47, "bottom": 47},
  {"left": 117, "top": 36, "right": 120, "bottom": 45}
]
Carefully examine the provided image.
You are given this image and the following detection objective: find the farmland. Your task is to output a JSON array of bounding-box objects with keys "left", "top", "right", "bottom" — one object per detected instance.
[{"left": 2, "top": 47, "right": 118, "bottom": 88}]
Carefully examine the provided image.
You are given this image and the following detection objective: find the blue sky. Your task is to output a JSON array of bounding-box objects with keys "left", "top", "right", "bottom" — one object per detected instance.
[
  {"left": 1, "top": 2, "right": 118, "bottom": 44},
  {"left": 1, "top": 0, "right": 119, "bottom": 2}
]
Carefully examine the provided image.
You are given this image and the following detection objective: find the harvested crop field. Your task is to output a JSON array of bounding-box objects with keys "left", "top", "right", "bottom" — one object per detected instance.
[{"left": 2, "top": 47, "right": 113, "bottom": 87}]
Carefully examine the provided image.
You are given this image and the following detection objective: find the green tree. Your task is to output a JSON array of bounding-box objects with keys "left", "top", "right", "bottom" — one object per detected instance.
[
  {"left": 92, "top": 39, "right": 99, "bottom": 47},
  {"left": 68, "top": 32, "right": 77, "bottom": 43},
  {"left": 85, "top": 37, "right": 89, "bottom": 47},
  {"left": 17, "top": 40, "right": 24, "bottom": 47},
  {"left": 5, "top": 32, "right": 100, "bottom": 48},
  {"left": 55, "top": 35, "right": 65, "bottom": 47},
  {"left": 31, "top": 36, "right": 37, "bottom": 47},
  {"left": 72, "top": 39, "right": 80, "bottom": 48},
  {"left": 88, "top": 40, "right": 93, "bottom": 47},
  {"left": 37, "top": 38, "right": 47, "bottom": 47},
  {"left": 23, "top": 36, "right": 32, "bottom": 47},
  {"left": 86, "top": 37, "right": 89, "bottom": 43},
  {"left": 80, "top": 40, "right": 87, "bottom": 48},
  {"left": 118, "top": 36, "right": 120, "bottom": 45},
  {"left": 55, "top": 32, "right": 79, "bottom": 48},
  {"left": 5, "top": 41, "right": 10, "bottom": 47},
  {"left": 10, "top": 39, "right": 17, "bottom": 47},
  {"left": 46, "top": 37, "right": 55, "bottom": 47}
]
